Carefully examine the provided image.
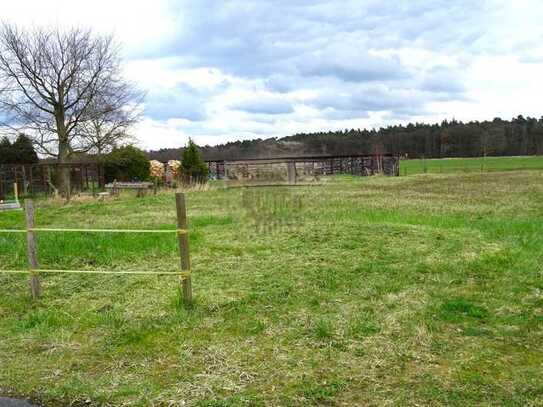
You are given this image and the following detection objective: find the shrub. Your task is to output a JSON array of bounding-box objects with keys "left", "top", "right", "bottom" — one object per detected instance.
[
  {"left": 181, "top": 139, "right": 208, "bottom": 182},
  {"left": 104, "top": 145, "right": 150, "bottom": 182}
]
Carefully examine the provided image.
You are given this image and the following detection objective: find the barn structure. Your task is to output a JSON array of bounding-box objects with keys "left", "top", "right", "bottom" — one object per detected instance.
[
  {"left": 0, "top": 154, "right": 399, "bottom": 198},
  {"left": 207, "top": 154, "right": 400, "bottom": 184}
]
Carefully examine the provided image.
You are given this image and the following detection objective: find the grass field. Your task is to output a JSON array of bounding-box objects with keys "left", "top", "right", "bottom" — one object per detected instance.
[
  {"left": 1, "top": 170, "right": 542, "bottom": 406},
  {"left": 401, "top": 155, "right": 543, "bottom": 175}
]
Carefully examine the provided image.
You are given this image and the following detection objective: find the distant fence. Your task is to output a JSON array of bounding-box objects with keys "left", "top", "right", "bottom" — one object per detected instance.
[
  {"left": 2, "top": 154, "right": 401, "bottom": 199},
  {"left": 0, "top": 192, "right": 193, "bottom": 307},
  {"left": 0, "top": 162, "right": 104, "bottom": 200},
  {"left": 205, "top": 154, "right": 400, "bottom": 182}
]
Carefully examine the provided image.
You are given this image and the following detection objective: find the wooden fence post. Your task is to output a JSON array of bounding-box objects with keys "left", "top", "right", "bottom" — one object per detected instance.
[
  {"left": 29, "top": 166, "right": 34, "bottom": 196},
  {"left": 25, "top": 199, "right": 41, "bottom": 300},
  {"left": 176, "top": 192, "right": 192, "bottom": 307},
  {"left": 21, "top": 166, "right": 28, "bottom": 195},
  {"left": 287, "top": 162, "right": 297, "bottom": 185}
]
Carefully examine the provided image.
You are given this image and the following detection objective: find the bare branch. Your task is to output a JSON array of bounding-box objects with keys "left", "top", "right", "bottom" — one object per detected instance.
[{"left": 0, "top": 22, "right": 144, "bottom": 195}]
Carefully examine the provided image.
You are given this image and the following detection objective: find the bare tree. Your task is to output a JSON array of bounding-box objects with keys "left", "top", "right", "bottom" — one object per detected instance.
[
  {"left": 77, "top": 96, "right": 141, "bottom": 159},
  {"left": 0, "top": 22, "right": 142, "bottom": 197}
]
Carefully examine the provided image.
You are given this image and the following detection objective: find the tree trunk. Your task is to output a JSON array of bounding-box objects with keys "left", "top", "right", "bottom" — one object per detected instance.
[
  {"left": 96, "top": 149, "right": 105, "bottom": 189},
  {"left": 55, "top": 107, "right": 71, "bottom": 200},
  {"left": 58, "top": 143, "right": 71, "bottom": 201}
]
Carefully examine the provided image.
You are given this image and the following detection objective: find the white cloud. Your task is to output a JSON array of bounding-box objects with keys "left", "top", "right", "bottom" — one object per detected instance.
[{"left": 3, "top": 0, "right": 543, "bottom": 148}]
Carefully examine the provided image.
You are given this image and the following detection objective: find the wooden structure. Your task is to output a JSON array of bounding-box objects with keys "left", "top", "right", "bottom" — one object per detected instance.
[
  {"left": 25, "top": 199, "right": 41, "bottom": 299},
  {"left": 105, "top": 181, "right": 154, "bottom": 197},
  {"left": 206, "top": 154, "right": 400, "bottom": 184},
  {"left": 176, "top": 193, "right": 192, "bottom": 306},
  {"left": 0, "top": 162, "right": 104, "bottom": 199}
]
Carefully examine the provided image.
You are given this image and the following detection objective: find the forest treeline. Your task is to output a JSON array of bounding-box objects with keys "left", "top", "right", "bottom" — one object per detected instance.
[{"left": 148, "top": 115, "right": 543, "bottom": 161}]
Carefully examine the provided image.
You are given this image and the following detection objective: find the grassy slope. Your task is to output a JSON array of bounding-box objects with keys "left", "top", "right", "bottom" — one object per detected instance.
[
  {"left": 0, "top": 171, "right": 542, "bottom": 406},
  {"left": 401, "top": 155, "right": 543, "bottom": 175}
]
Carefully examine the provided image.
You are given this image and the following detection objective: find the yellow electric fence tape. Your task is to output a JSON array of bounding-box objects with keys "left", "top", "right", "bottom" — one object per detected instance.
[
  {"left": 0, "top": 228, "right": 188, "bottom": 234},
  {"left": 0, "top": 228, "right": 190, "bottom": 277},
  {"left": 0, "top": 269, "right": 191, "bottom": 276}
]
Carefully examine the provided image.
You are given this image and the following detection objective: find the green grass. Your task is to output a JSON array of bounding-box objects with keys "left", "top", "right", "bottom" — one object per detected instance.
[
  {"left": 401, "top": 155, "right": 543, "bottom": 175},
  {"left": 0, "top": 168, "right": 542, "bottom": 406}
]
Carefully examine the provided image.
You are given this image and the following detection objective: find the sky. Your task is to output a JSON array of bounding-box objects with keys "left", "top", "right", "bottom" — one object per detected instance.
[{"left": 3, "top": 0, "right": 543, "bottom": 150}]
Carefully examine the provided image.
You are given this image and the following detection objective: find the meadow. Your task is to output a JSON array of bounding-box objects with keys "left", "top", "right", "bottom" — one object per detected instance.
[
  {"left": 401, "top": 155, "right": 543, "bottom": 175},
  {"left": 0, "top": 168, "right": 542, "bottom": 406}
]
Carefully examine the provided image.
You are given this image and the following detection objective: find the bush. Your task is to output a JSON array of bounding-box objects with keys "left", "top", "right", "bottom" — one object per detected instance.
[
  {"left": 181, "top": 139, "right": 208, "bottom": 182},
  {"left": 104, "top": 146, "right": 150, "bottom": 182}
]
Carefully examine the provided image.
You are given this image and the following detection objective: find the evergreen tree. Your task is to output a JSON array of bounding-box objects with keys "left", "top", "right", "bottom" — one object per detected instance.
[
  {"left": 0, "top": 137, "right": 13, "bottom": 164},
  {"left": 181, "top": 139, "right": 208, "bottom": 182},
  {"left": 12, "top": 134, "right": 38, "bottom": 164},
  {"left": 147, "top": 115, "right": 543, "bottom": 161}
]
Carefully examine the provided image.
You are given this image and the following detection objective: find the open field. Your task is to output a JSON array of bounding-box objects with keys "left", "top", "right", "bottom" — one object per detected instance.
[
  {"left": 1, "top": 170, "right": 543, "bottom": 406},
  {"left": 401, "top": 155, "right": 543, "bottom": 175}
]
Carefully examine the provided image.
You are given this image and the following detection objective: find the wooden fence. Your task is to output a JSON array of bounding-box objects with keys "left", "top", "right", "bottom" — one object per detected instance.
[
  {"left": 0, "top": 192, "right": 193, "bottom": 307},
  {"left": 0, "top": 163, "right": 104, "bottom": 200},
  {"left": 206, "top": 154, "right": 400, "bottom": 180}
]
